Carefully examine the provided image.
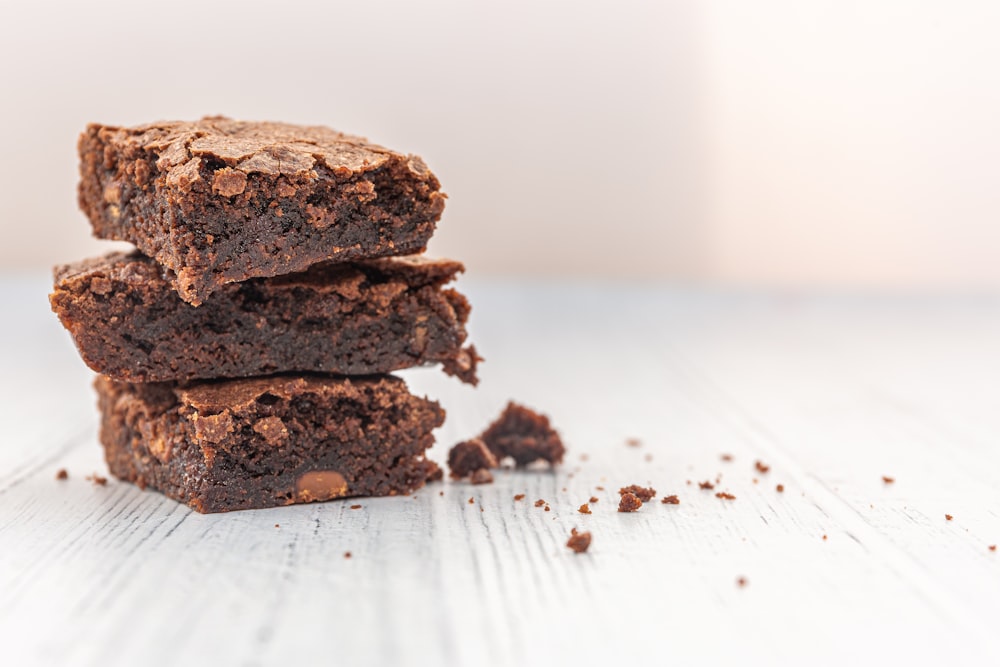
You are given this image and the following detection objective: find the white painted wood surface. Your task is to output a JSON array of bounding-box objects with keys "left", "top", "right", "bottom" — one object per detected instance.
[{"left": 2, "top": 275, "right": 1000, "bottom": 666}]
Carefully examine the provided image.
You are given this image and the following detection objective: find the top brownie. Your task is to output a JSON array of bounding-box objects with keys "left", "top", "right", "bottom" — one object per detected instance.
[{"left": 79, "top": 117, "right": 446, "bottom": 305}]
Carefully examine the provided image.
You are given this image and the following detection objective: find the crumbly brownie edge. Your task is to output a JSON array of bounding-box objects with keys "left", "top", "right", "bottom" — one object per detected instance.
[
  {"left": 52, "top": 252, "right": 479, "bottom": 384},
  {"left": 78, "top": 119, "right": 446, "bottom": 305},
  {"left": 96, "top": 374, "right": 445, "bottom": 513}
]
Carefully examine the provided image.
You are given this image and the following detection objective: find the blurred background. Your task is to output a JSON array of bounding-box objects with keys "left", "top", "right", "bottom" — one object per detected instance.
[{"left": 1, "top": 0, "right": 998, "bottom": 289}]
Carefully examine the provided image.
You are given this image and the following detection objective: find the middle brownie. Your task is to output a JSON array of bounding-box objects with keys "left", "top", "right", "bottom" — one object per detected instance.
[{"left": 51, "top": 252, "right": 479, "bottom": 384}]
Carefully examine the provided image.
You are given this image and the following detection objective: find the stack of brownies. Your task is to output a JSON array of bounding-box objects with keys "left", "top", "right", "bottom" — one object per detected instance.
[{"left": 50, "top": 117, "right": 478, "bottom": 513}]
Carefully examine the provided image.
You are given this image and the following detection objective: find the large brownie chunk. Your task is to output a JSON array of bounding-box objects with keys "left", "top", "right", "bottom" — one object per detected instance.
[
  {"left": 51, "top": 252, "right": 479, "bottom": 384},
  {"left": 96, "top": 374, "right": 445, "bottom": 513},
  {"left": 79, "top": 117, "right": 445, "bottom": 305}
]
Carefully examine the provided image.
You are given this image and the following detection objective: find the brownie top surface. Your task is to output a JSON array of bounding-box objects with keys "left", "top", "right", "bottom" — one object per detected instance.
[
  {"left": 53, "top": 251, "right": 464, "bottom": 295},
  {"left": 86, "top": 116, "right": 434, "bottom": 179},
  {"left": 175, "top": 374, "right": 405, "bottom": 414}
]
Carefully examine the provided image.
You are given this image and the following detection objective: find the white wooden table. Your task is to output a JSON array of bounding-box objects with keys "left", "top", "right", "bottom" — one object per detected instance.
[{"left": 3, "top": 275, "right": 999, "bottom": 666}]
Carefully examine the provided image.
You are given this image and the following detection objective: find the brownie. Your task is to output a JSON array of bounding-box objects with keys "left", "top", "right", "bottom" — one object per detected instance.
[
  {"left": 79, "top": 117, "right": 445, "bottom": 305},
  {"left": 96, "top": 373, "right": 445, "bottom": 513},
  {"left": 479, "top": 402, "right": 565, "bottom": 467},
  {"left": 51, "top": 251, "right": 479, "bottom": 384}
]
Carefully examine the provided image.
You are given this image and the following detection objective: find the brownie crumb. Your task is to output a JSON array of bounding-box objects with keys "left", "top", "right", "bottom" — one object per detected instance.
[
  {"left": 720, "top": 454, "right": 733, "bottom": 462},
  {"left": 514, "top": 494, "right": 526, "bottom": 501},
  {"left": 619, "top": 484, "right": 656, "bottom": 502},
  {"left": 754, "top": 460, "right": 770, "bottom": 474},
  {"left": 715, "top": 492, "right": 736, "bottom": 500},
  {"left": 479, "top": 402, "right": 565, "bottom": 467},
  {"left": 448, "top": 437, "right": 498, "bottom": 479},
  {"left": 468, "top": 497, "right": 475, "bottom": 504},
  {"left": 274, "top": 524, "right": 280, "bottom": 528},
  {"left": 822, "top": 534, "right": 828, "bottom": 540},
  {"left": 469, "top": 468, "right": 494, "bottom": 485},
  {"left": 344, "top": 551, "right": 352, "bottom": 559},
  {"left": 544, "top": 505, "right": 551, "bottom": 512},
  {"left": 425, "top": 464, "right": 444, "bottom": 483},
  {"left": 661, "top": 495, "right": 680, "bottom": 505},
  {"left": 86, "top": 474, "right": 108, "bottom": 486},
  {"left": 990, "top": 545, "right": 997, "bottom": 552},
  {"left": 566, "top": 528, "right": 592, "bottom": 553},
  {"left": 580, "top": 453, "right": 589, "bottom": 461},
  {"left": 625, "top": 438, "right": 642, "bottom": 447},
  {"left": 618, "top": 493, "right": 642, "bottom": 512},
  {"left": 579, "top": 503, "right": 592, "bottom": 514},
  {"left": 350, "top": 504, "right": 362, "bottom": 510},
  {"left": 55, "top": 469, "right": 69, "bottom": 481},
  {"left": 595, "top": 486, "right": 605, "bottom": 491},
  {"left": 535, "top": 499, "right": 546, "bottom": 507},
  {"left": 752, "top": 478, "right": 759, "bottom": 484},
  {"left": 776, "top": 484, "right": 785, "bottom": 493},
  {"left": 946, "top": 514, "right": 954, "bottom": 521},
  {"left": 736, "top": 576, "right": 748, "bottom": 588},
  {"left": 882, "top": 475, "right": 895, "bottom": 484},
  {"left": 439, "top": 491, "right": 445, "bottom": 496},
  {"left": 589, "top": 496, "right": 599, "bottom": 503},
  {"left": 698, "top": 480, "right": 715, "bottom": 490}
]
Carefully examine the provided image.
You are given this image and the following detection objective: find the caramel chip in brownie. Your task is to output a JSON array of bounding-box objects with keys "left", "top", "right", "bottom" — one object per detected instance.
[
  {"left": 618, "top": 492, "right": 642, "bottom": 512},
  {"left": 566, "top": 528, "right": 592, "bottom": 553},
  {"left": 619, "top": 484, "right": 656, "bottom": 502},
  {"left": 78, "top": 117, "right": 445, "bottom": 305},
  {"left": 447, "top": 438, "right": 498, "bottom": 479},
  {"left": 478, "top": 402, "right": 565, "bottom": 467}
]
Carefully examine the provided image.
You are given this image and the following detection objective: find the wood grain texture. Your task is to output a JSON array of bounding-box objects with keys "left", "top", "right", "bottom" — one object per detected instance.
[{"left": 2, "top": 277, "right": 999, "bottom": 666}]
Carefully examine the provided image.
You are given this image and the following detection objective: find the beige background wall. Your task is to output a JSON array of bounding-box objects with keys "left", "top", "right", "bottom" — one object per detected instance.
[{"left": 2, "top": 0, "right": 998, "bottom": 288}]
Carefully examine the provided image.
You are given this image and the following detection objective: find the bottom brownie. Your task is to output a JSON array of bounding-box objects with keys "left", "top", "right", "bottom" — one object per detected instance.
[{"left": 96, "top": 373, "right": 445, "bottom": 513}]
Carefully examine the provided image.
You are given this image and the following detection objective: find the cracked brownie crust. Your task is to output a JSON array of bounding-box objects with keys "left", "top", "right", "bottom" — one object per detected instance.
[
  {"left": 79, "top": 117, "right": 446, "bottom": 305},
  {"left": 97, "top": 374, "right": 445, "bottom": 513},
  {"left": 51, "top": 252, "right": 479, "bottom": 384}
]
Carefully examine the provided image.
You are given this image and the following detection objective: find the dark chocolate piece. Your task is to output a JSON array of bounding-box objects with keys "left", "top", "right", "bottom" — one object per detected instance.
[
  {"left": 478, "top": 402, "right": 565, "bottom": 467},
  {"left": 96, "top": 374, "right": 444, "bottom": 513},
  {"left": 79, "top": 117, "right": 445, "bottom": 305},
  {"left": 52, "top": 252, "right": 478, "bottom": 384}
]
